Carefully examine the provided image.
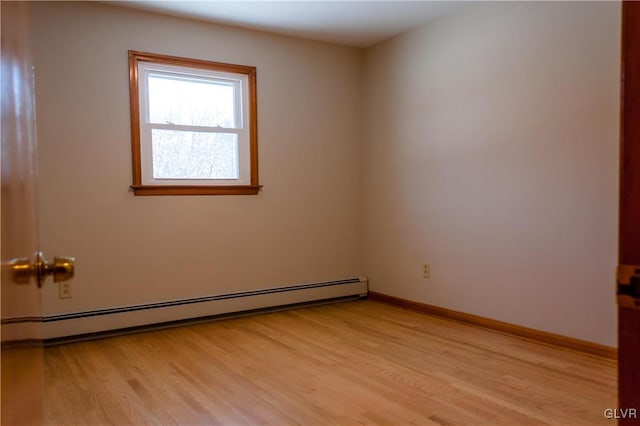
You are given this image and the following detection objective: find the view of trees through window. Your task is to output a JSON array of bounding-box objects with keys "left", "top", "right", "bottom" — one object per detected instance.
[
  {"left": 147, "top": 74, "right": 240, "bottom": 180},
  {"left": 151, "top": 130, "right": 238, "bottom": 179}
]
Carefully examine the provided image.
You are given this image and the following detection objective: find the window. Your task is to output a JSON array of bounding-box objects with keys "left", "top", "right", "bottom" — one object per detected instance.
[{"left": 128, "top": 50, "right": 259, "bottom": 195}]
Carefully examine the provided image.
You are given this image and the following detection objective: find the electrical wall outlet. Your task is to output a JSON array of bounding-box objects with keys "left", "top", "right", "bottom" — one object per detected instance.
[
  {"left": 423, "top": 264, "right": 431, "bottom": 278},
  {"left": 59, "top": 281, "right": 72, "bottom": 299}
]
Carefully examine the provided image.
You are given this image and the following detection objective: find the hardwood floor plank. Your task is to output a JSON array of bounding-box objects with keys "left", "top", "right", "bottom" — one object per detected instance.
[{"left": 44, "top": 300, "right": 616, "bottom": 425}]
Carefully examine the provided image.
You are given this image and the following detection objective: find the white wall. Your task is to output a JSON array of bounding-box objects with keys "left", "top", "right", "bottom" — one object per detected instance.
[
  {"left": 363, "top": 2, "right": 621, "bottom": 346},
  {"left": 30, "top": 2, "right": 363, "bottom": 316},
  {"left": 30, "top": 1, "right": 621, "bottom": 346}
]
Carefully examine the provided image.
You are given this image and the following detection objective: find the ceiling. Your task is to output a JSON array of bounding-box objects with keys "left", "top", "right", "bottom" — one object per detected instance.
[{"left": 108, "top": 1, "right": 464, "bottom": 48}]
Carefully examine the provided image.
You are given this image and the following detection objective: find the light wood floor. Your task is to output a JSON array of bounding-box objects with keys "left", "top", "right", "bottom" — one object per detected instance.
[{"left": 44, "top": 300, "right": 616, "bottom": 425}]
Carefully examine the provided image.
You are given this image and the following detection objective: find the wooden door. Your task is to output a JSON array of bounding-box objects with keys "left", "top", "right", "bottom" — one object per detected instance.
[
  {"left": 619, "top": 2, "right": 640, "bottom": 424},
  {"left": 1, "top": 2, "right": 45, "bottom": 425}
]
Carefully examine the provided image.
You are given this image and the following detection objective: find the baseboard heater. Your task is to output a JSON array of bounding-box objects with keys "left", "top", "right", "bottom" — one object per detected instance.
[{"left": 43, "top": 277, "right": 368, "bottom": 340}]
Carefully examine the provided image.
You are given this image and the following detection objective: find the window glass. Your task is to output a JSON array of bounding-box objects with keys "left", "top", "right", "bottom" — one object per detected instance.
[
  {"left": 147, "top": 73, "right": 238, "bottom": 128},
  {"left": 151, "top": 130, "right": 239, "bottom": 179}
]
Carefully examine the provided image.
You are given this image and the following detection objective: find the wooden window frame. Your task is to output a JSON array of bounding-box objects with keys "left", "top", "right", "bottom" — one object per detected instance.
[{"left": 128, "top": 50, "right": 260, "bottom": 196}]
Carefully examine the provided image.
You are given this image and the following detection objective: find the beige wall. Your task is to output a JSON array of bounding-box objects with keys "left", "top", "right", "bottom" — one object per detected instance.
[
  {"left": 363, "top": 2, "right": 621, "bottom": 346},
  {"left": 30, "top": 2, "right": 364, "bottom": 314},
  {"left": 31, "top": 1, "right": 621, "bottom": 346}
]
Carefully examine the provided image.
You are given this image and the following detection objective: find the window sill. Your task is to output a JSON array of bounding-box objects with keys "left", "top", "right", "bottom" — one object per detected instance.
[{"left": 130, "top": 185, "right": 262, "bottom": 196}]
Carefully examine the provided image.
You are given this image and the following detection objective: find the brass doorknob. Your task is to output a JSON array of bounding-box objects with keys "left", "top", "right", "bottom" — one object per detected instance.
[{"left": 8, "top": 251, "right": 75, "bottom": 287}]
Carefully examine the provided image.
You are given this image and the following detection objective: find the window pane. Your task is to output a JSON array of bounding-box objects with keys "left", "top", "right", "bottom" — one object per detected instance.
[
  {"left": 151, "top": 129, "right": 238, "bottom": 179},
  {"left": 148, "top": 74, "right": 237, "bottom": 128}
]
